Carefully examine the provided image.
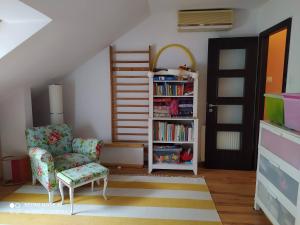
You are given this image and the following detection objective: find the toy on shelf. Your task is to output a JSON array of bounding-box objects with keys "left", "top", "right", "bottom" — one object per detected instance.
[{"left": 180, "top": 148, "right": 193, "bottom": 163}]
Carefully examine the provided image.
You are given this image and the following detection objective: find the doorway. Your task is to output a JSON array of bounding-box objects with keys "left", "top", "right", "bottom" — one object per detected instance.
[
  {"left": 205, "top": 37, "right": 258, "bottom": 170},
  {"left": 254, "top": 18, "right": 292, "bottom": 167}
]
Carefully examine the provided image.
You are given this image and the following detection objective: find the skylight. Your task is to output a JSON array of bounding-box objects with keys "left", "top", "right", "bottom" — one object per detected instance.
[{"left": 0, "top": 0, "right": 52, "bottom": 59}]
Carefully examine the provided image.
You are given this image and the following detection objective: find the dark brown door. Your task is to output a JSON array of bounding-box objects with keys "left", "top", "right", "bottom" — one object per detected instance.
[{"left": 205, "top": 37, "right": 258, "bottom": 170}]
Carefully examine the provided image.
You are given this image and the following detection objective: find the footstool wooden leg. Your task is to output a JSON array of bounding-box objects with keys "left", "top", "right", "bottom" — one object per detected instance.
[
  {"left": 69, "top": 187, "right": 74, "bottom": 215},
  {"left": 96, "top": 179, "right": 100, "bottom": 186},
  {"left": 91, "top": 181, "right": 94, "bottom": 192},
  {"left": 59, "top": 180, "right": 64, "bottom": 205},
  {"left": 103, "top": 176, "right": 108, "bottom": 200}
]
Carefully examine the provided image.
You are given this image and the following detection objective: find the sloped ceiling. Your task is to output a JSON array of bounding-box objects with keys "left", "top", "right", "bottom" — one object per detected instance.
[
  {"left": 0, "top": 0, "right": 268, "bottom": 99},
  {"left": 0, "top": 0, "right": 149, "bottom": 98}
]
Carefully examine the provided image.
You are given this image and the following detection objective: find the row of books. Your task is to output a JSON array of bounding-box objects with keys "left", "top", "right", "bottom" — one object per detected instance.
[
  {"left": 153, "top": 122, "right": 193, "bottom": 142},
  {"left": 154, "top": 83, "right": 184, "bottom": 96},
  {"left": 154, "top": 83, "right": 193, "bottom": 96}
]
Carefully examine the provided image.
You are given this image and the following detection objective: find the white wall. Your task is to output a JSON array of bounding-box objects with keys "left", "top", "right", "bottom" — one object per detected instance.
[
  {"left": 61, "top": 9, "right": 259, "bottom": 142},
  {"left": 0, "top": 87, "right": 33, "bottom": 179},
  {"left": 63, "top": 49, "right": 111, "bottom": 141},
  {"left": 256, "top": 0, "right": 300, "bottom": 92}
]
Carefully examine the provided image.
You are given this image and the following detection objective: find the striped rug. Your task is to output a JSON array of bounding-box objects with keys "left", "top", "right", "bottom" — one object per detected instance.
[{"left": 0, "top": 175, "right": 222, "bottom": 225}]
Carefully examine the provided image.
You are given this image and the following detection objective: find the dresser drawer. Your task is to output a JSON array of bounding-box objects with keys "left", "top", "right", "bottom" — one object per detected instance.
[
  {"left": 259, "top": 154, "right": 299, "bottom": 205},
  {"left": 260, "top": 128, "right": 300, "bottom": 170},
  {"left": 257, "top": 181, "right": 295, "bottom": 225}
]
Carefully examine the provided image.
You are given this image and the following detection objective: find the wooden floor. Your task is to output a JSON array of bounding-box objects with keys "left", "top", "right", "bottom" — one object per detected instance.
[{"left": 0, "top": 167, "right": 271, "bottom": 225}]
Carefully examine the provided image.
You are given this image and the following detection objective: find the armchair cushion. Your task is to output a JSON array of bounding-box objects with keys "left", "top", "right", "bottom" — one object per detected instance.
[
  {"left": 46, "top": 124, "right": 72, "bottom": 156},
  {"left": 72, "top": 138, "right": 103, "bottom": 161},
  {"left": 26, "top": 127, "right": 49, "bottom": 151},
  {"left": 26, "top": 124, "right": 73, "bottom": 156},
  {"left": 54, "top": 153, "right": 92, "bottom": 172}
]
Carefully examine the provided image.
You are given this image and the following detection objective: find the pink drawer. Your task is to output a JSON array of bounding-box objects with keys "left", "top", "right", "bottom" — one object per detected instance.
[{"left": 261, "top": 128, "right": 300, "bottom": 169}]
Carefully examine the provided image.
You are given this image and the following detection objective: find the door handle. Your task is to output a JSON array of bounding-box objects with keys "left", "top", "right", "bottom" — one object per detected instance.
[
  {"left": 208, "top": 104, "right": 219, "bottom": 112},
  {"left": 209, "top": 104, "right": 218, "bottom": 108}
]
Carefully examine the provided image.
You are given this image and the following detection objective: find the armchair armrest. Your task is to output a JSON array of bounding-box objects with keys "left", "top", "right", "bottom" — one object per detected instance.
[
  {"left": 28, "top": 147, "right": 56, "bottom": 192},
  {"left": 72, "top": 138, "right": 103, "bottom": 161},
  {"left": 29, "top": 147, "right": 53, "bottom": 163}
]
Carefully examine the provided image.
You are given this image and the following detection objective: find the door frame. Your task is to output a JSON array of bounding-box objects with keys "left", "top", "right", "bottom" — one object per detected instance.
[{"left": 253, "top": 18, "right": 292, "bottom": 168}]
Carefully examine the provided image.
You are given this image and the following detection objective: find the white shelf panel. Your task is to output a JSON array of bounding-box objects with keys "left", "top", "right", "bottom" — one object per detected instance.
[
  {"left": 153, "top": 141, "right": 194, "bottom": 144},
  {"left": 152, "top": 163, "right": 193, "bottom": 170},
  {"left": 153, "top": 95, "right": 193, "bottom": 98},
  {"left": 152, "top": 117, "right": 196, "bottom": 121},
  {"left": 153, "top": 80, "right": 193, "bottom": 83},
  {"left": 153, "top": 141, "right": 195, "bottom": 144}
]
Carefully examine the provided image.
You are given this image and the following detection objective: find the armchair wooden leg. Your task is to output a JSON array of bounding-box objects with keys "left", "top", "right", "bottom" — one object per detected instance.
[
  {"left": 91, "top": 181, "right": 94, "bottom": 192},
  {"left": 32, "top": 175, "right": 37, "bottom": 185},
  {"left": 48, "top": 191, "right": 54, "bottom": 203},
  {"left": 103, "top": 176, "right": 108, "bottom": 200}
]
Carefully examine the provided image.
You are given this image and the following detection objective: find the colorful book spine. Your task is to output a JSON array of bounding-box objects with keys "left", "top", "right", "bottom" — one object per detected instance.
[
  {"left": 154, "top": 83, "right": 190, "bottom": 96},
  {"left": 153, "top": 122, "right": 193, "bottom": 142}
]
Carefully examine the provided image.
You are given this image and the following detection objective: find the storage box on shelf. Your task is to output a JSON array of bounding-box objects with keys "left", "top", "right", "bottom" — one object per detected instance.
[
  {"left": 282, "top": 93, "right": 300, "bottom": 132},
  {"left": 264, "top": 94, "right": 284, "bottom": 126},
  {"left": 148, "top": 70, "right": 199, "bottom": 175},
  {"left": 255, "top": 121, "right": 300, "bottom": 225}
]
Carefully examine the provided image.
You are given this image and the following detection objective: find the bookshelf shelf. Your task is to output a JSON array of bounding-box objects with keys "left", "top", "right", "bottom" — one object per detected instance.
[
  {"left": 148, "top": 70, "right": 199, "bottom": 175},
  {"left": 153, "top": 141, "right": 194, "bottom": 144},
  {"left": 152, "top": 117, "right": 196, "bottom": 121},
  {"left": 153, "top": 95, "right": 194, "bottom": 98},
  {"left": 152, "top": 163, "right": 193, "bottom": 170},
  {"left": 153, "top": 80, "right": 193, "bottom": 83}
]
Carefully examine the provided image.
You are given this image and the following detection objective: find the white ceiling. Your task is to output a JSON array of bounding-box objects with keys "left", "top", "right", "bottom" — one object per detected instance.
[
  {"left": 0, "top": 0, "right": 149, "bottom": 98},
  {"left": 0, "top": 0, "right": 269, "bottom": 99},
  {"left": 148, "top": 0, "right": 269, "bottom": 12}
]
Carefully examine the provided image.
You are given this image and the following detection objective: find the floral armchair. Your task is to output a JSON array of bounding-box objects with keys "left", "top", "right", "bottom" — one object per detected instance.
[{"left": 25, "top": 124, "right": 103, "bottom": 203}]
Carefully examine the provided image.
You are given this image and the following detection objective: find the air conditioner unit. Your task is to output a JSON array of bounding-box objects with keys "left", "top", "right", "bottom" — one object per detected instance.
[{"left": 178, "top": 9, "right": 234, "bottom": 32}]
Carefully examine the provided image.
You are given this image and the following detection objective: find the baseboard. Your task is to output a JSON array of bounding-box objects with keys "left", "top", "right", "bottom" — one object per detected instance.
[{"left": 102, "top": 163, "right": 144, "bottom": 169}]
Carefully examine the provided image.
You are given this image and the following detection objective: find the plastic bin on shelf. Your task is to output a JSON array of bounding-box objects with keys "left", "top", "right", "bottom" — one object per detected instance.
[
  {"left": 282, "top": 93, "right": 300, "bottom": 132},
  {"left": 153, "top": 148, "right": 181, "bottom": 164},
  {"left": 264, "top": 93, "right": 284, "bottom": 126}
]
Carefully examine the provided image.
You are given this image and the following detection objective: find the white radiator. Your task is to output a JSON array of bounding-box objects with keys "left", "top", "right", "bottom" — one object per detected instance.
[{"left": 100, "top": 143, "right": 144, "bottom": 168}]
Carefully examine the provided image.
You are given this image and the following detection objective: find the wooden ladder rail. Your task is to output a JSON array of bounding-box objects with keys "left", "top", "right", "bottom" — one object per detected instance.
[{"left": 109, "top": 45, "right": 152, "bottom": 142}]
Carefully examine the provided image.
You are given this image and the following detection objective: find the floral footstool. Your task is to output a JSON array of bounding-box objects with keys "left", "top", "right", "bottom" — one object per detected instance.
[{"left": 56, "top": 162, "right": 109, "bottom": 214}]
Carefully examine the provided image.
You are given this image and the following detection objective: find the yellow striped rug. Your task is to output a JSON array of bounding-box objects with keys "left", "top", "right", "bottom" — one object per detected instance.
[{"left": 0, "top": 175, "right": 222, "bottom": 225}]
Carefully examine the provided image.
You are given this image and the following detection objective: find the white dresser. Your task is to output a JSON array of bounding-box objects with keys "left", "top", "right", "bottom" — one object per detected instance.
[{"left": 255, "top": 121, "right": 300, "bottom": 225}]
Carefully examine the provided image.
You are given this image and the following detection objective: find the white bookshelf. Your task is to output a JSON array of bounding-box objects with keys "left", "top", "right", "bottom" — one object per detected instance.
[{"left": 148, "top": 70, "right": 199, "bottom": 175}]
